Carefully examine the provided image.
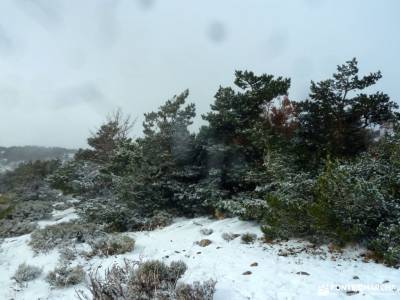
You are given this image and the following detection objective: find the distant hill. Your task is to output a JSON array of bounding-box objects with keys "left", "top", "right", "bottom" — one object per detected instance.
[{"left": 0, "top": 146, "right": 76, "bottom": 173}]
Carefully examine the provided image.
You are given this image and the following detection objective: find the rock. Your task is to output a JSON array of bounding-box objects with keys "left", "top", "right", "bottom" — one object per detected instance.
[
  {"left": 346, "top": 290, "right": 359, "bottom": 296},
  {"left": 278, "top": 250, "right": 289, "bottom": 257},
  {"left": 197, "top": 251, "right": 202, "bottom": 254},
  {"left": 296, "top": 271, "right": 310, "bottom": 276},
  {"left": 242, "top": 271, "right": 252, "bottom": 275},
  {"left": 353, "top": 276, "right": 359, "bottom": 280},
  {"left": 200, "top": 228, "right": 214, "bottom": 236},
  {"left": 250, "top": 262, "right": 258, "bottom": 267},
  {"left": 383, "top": 280, "right": 390, "bottom": 284},
  {"left": 197, "top": 239, "right": 212, "bottom": 247},
  {"left": 221, "top": 232, "right": 240, "bottom": 242}
]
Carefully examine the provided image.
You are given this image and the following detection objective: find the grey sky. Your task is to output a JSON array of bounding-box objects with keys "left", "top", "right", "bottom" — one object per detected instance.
[{"left": 0, "top": 0, "right": 399, "bottom": 148}]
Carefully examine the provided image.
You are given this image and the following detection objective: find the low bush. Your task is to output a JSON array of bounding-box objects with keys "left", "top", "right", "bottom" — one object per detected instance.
[
  {"left": 369, "top": 222, "right": 400, "bottom": 267},
  {"left": 12, "top": 263, "right": 42, "bottom": 283},
  {"left": 59, "top": 246, "right": 78, "bottom": 263},
  {"left": 29, "top": 222, "right": 105, "bottom": 253},
  {"left": 48, "top": 160, "right": 110, "bottom": 196},
  {"left": 176, "top": 279, "right": 216, "bottom": 300},
  {"left": 80, "top": 259, "right": 216, "bottom": 300},
  {"left": 0, "top": 219, "right": 36, "bottom": 238},
  {"left": 46, "top": 264, "right": 85, "bottom": 288},
  {"left": 79, "top": 197, "right": 173, "bottom": 233},
  {"left": 88, "top": 234, "right": 135, "bottom": 257},
  {"left": 241, "top": 233, "right": 257, "bottom": 244}
]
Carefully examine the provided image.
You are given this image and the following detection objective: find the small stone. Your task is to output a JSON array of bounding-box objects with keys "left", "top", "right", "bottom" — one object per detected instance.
[
  {"left": 296, "top": 271, "right": 310, "bottom": 276},
  {"left": 197, "top": 239, "right": 212, "bottom": 247},
  {"left": 346, "top": 290, "right": 359, "bottom": 296},
  {"left": 197, "top": 251, "right": 201, "bottom": 254},
  {"left": 175, "top": 251, "right": 180, "bottom": 253},
  {"left": 242, "top": 271, "right": 252, "bottom": 275},
  {"left": 353, "top": 276, "right": 359, "bottom": 280},
  {"left": 383, "top": 280, "right": 390, "bottom": 284},
  {"left": 200, "top": 228, "right": 214, "bottom": 236},
  {"left": 278, "top": 250, "right": 289, "bottom": 257},
  {"left": 250, "top": 262, "right": 258, "bottom": 267}
]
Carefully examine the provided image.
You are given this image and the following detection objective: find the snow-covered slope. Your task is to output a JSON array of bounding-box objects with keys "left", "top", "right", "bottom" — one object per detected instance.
[{"left": 1, "top": 208, "right": 400, "bottom": 300}]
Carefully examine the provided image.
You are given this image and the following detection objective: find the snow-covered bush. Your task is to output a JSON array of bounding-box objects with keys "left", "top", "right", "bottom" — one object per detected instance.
[
  {"left": 0, "top": 200, "right": 53, "bottom": 238},
  {"left": 221, "top": 232, "right": 240, "bottom": 242},
  {"left": 369, "top": 222, "right": 400, "bottom": 267},
  {"left": 59, "top": 246, "right": 77, "bottom": 263},
  {"left": 79, "top": 196, "right": 173, "bottom": 232},
  {"left": 309, "top": 159, "right": 390, "bottom": 243},
  {"left": 216, "top": 196, "right": 268, "bottom": 221},
  {"left": 29, "top": 222, "right": 105, "bottom": 252},
  {"left": 88, "top": 234, "right": 135, "bottom": 257},
  {"left": 46, "top": 264, "right": 85, "bottom": 288},
  {"left": 261, "top": 173, "right": 315, "bottom": 240},
  {"left": 0, "top": 160, "right": 60, "bottom": 200},
  {"left": 0, "top": 219, "right": 36, "bottom": 238},
  {"left": 81, "top": 259, "right": 215, "bottom": 300},
  {"left": 12, "top": 263, "right": 42, "bottom": 283},
  {"left": 241, "top": 233, "right": 257, "bottom": 244},
  {"left": 175, "top": 279, "right": 216, "bottom": 300},
  {"left": 261, "top": 146, "right": 400, "bottom": 247},
  {"left": 48, "top": 160, "right": 110, "bottom": 196}
]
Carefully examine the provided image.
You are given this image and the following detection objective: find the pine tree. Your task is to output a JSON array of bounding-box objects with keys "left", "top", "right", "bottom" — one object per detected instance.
[{"left": 295, "top": 58, "right": 398, "bottom": 166}]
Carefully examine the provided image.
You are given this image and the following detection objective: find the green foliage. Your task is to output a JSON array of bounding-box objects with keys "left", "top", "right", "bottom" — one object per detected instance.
[
  {"left": 113, "top": 90, "right": 206, "bottom": 216},
  {"left": 310, "top": 159, "right": 388, "bottom": 243},
  {"left": 0, "top": 160, "right": 60, "bottom": 196},
  {"left": 369, "top": 222, "right": 400, "bottom": 267},
  {"left": 202, "top": 71, "right": 291, "bottom": 194},
  {"left": 295, "top": 58, "right": 398, "bottom": 166},
  {"left": 241, "top": 233, "right": 257, "bottom": 244},
  {"left": 48, "top": 160, "right": 111, "bottom": 196}
]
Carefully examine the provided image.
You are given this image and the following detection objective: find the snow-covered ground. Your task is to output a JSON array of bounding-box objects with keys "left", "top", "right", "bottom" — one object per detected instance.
[{"left": 1, "top": 208, "right": 400, "bottom": 300}]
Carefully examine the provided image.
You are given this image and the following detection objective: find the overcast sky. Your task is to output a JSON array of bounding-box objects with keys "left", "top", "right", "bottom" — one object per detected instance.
[{"left": 0, "top": 0, "right": 399, "bottom": 148}]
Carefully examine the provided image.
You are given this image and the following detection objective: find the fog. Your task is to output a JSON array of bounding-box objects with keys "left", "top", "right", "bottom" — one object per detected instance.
[{"left": 0, "top": 0, "right": 399, "bottom": 148}]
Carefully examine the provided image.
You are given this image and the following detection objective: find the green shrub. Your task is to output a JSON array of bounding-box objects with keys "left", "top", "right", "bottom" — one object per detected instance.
[
  {"left": 241, "top": 233, "right": 257, "bottom": 244},
  {"left": 309, "top": 160, "right": 389, "bottom": 244},
  {"left": 369, "top": 222, "right": 400, "bottom": 267},
  {"left": 261, "top": 174, "right": 315, "bottom": 240}
]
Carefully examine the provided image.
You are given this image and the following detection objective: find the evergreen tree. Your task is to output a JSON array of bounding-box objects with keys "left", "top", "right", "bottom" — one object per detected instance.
[
  {"left": 114, "top": 91, "right": 204, "bottom": 215},
  {"left": 201, "top": 71, "right": 291, "bottom": 193},
  {"left": 295, "top": 58, "right": 398, "bottom": 166}
]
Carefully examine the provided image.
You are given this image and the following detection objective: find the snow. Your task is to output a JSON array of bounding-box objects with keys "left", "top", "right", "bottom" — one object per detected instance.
[
  {"left": 37, "top": 207, "right": 79, "bottom": 229},
  {"left": 1, "top": 208, "right": 400, "bottom": 299}
]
